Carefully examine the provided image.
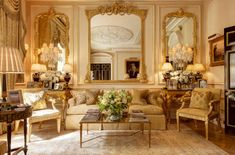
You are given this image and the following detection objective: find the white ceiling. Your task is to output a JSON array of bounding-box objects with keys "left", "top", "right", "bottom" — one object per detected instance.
[{"left": 91, "top": 14, "right": 141, "bottom": 51}]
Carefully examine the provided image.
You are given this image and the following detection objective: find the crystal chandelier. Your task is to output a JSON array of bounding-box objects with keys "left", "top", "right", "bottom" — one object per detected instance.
[
  {"left": 38, "top": 43, "right": 63, "bottom": 70},
  {"left": 169, "top": 43, "right": 193, "bottom": 69}
]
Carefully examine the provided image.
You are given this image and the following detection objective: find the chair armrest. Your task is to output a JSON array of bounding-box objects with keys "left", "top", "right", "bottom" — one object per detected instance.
[
  {"left": 67, "top": 98, "right": 75, "bottom": 108},
  {"left": 179, "top": 98, "right": 191, "bottom": 110},
  {"left": 207, "top": 99, "right": 220, "bottom": 115}
]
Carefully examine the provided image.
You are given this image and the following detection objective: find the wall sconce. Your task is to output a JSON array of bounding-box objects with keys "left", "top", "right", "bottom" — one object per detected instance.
[{"left": 63, "top": 64, "right": 73, "bottom": 88}]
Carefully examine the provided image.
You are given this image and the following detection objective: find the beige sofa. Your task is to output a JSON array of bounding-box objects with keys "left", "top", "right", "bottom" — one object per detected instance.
[{"left": 65, "top": 89, "right": 167, "bottom": 130}]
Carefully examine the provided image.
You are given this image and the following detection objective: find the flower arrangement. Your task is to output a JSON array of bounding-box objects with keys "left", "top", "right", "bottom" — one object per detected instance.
[{"left": 98, "top": 89, "right": 132, "bottom": 120}]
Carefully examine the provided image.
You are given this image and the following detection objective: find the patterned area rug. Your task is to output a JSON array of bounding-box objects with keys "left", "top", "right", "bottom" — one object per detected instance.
[{"left": 0, "top": 123, "right": 229, "bottom": 155}]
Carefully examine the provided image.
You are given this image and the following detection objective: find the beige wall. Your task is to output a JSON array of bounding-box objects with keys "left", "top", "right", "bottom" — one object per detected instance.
[
  {"left": 205, "top": 0, "right": 235, "bottom": 87},
  {"left": 23, "top": 0, "right": 203, "bottom": 89}
]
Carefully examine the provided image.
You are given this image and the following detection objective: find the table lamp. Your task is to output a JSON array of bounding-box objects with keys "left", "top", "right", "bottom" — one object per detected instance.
[
  {"left": 31, "top": 64, "right": 42, "bottom": 82},
  {"left": 193, "top": 63, "right": 205, "bottom": 80},
  {"left": 161, "top": 60, "right": 173, "bottom": 89},
  {"left": 0, "top": 47, "right": 24, "bottom": 101},
  {"left": 63, "top": 64, "right": 73, "bottom": 88}
]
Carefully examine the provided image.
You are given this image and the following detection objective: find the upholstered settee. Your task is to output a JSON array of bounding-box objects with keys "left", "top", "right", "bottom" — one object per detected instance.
[{"left": 65, "top": 89, "right": 167, "bottom": 130}]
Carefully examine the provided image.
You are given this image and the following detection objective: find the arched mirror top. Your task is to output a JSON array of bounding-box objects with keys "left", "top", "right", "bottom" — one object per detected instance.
[
  {"left": 85, "top": 2, "right": 148, "bottom": 83},
  {"left": 163, "top": 8, "right": 197, "bottom": 70},
  {"left": 34, "top": 7, "right": 69, "bottom": 71}
]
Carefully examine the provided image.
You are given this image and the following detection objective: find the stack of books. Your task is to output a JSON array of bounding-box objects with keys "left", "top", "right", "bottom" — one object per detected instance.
[
  {"left": 82, "top": 109, "right": 101, "bottom": 121},
  {"left": 129, "top": 110, "right": 148, "bottom": 122}
]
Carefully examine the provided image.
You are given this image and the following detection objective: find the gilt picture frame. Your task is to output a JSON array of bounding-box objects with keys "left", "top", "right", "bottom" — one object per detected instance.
[
  {"left": 209, "top": 35, "right": 224, "bottom": 66},
  {"left": 125, "top": 58, "right": 140, "bottom": 79}
]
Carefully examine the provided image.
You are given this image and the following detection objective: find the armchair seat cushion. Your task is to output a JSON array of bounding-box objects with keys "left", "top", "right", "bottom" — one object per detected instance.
[
  {"left": 177, "top": 108, "right": 218, "bottom": 121},
  {"left": 129, "top": 105, "right": 163, "bottom": 115},
  {"left": 30, "top": 109, "right": 60, "bottom": 123},
  {"left": 67, "top": 104, "right": 98, "bottom": 115}
]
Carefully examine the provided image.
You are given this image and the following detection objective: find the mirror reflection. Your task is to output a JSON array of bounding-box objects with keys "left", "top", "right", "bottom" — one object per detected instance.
[
  {"left": 90, "top": 14, "right": 141, "bottom": 80},
  {"left": 34, "top": 8, "right": 69, "bottom": 71},
  {"left": 163, "top": 9, "right": 197, "bottom": 70}
]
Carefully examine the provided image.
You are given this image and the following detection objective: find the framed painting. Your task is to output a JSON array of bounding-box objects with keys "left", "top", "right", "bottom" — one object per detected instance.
[
  {"left": 209, "top": 35, "right": 224, "bottom": 66},
  {"left": 125, "top": 58, "right": 140, "bottom": 79}
]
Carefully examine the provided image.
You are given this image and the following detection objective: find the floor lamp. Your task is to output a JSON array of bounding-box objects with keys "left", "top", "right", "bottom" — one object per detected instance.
[{"left": 0, "top": 47, "right": 24, "bottom": 102}]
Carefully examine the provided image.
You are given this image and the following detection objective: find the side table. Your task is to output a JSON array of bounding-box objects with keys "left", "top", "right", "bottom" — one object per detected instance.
[{"left": 0, "top": 105, "right": 32, "bottom": 155}]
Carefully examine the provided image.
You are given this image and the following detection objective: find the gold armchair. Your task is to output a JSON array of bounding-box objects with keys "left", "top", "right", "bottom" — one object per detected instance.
[{"left": 176, "top": 88, "right": 222, "bottom": 140}]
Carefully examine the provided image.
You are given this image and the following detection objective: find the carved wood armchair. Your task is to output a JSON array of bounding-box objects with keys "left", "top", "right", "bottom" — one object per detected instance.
[
  {"left": 14, "top": 89, "right": 61, "bottom": 142},
  {"left": 176, "top": 88, "right": 222, "bottom": 140}
]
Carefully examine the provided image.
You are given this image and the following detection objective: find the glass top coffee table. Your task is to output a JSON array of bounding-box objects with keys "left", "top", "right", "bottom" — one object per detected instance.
[{"left": 79, "top": 112, "right": 151, "bottom": 148}]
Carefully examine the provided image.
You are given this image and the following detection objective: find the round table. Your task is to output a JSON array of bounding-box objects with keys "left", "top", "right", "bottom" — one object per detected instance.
[{"left": 0, "top": 105, "right": 32, "bottom": 155}]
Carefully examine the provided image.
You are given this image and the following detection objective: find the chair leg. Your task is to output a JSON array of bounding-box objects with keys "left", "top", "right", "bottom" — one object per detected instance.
[
  {"left": 216, "top": 117, "right": 222, "bottom": 133},
  {"left": 27, "top": 123, "right": 32, "bottom": 143},
  {"left": 14, "top": 120, "right": 20, "bottom": 132},
  {"left": 176, "top": 113, "right": 180, "bottom": 132},
  {"left": 205, "top": 120, "right": 208, "bottom": 140},
  {"left": 57, "top": 118, "right": 61, "bottom": 133}
]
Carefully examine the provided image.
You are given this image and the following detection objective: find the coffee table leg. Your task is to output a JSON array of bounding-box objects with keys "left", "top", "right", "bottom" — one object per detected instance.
[
  {"left": 7, "top": 123, "right": 11, "bottom": 155},
  {"left": 80, "top": 123, "right": 82, "bottom": 148},
  {"left": 149, "top": 122, "right": 151, "bottom": 148}
]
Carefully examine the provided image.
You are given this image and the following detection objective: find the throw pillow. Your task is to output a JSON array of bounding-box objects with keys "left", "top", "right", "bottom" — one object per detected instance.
[
  {"left": 32, "top": 99, "right": 47, "bottom": 110},
  {"left": 189, "top": 91, "right": 212, "bottom": 110},
  {"left": 71, "top": 90, "right": 87, "bottom": 105},
  {"left": 23, "top": 91, "right": 47, "bottom": 110},
  {"left": 85, "top": 90, "right": 99, "bottom": 105},
  {"left": 131, "top": 89, "right": 148, "bottom": 105},
  {"left": 147, "top": 91, "right": 163, "bottom": 107}
]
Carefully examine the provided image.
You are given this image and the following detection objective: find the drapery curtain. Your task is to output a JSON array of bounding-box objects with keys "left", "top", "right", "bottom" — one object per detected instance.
[{"left": 0, "top": 0, "right": 26, "bottom": 134}]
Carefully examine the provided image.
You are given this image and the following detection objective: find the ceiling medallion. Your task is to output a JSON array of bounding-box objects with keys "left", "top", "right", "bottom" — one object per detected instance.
[
  {"left": 91, "top": 25, "right": 133, "bottom": 44},
  {"left": 97, "top": 2, "right": 135, "bottom": 15}
]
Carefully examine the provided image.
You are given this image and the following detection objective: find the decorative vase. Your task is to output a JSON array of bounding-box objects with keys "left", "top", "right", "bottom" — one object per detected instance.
[{"left": 109, "top": 111, "right": 122, "bottom": 121}]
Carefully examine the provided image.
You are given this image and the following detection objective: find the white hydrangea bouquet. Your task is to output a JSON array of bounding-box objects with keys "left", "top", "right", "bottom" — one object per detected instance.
[{"left": 98, "top": 89, "right": 132, "bottom": 121}]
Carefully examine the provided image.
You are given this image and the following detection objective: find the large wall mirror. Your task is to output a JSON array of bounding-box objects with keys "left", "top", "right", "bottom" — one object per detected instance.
[
  {"left": 85, "top": 2, "right": 148, "bottom": 83},
  {"left": 163, "top": 8, "right": 197, "bottom": 70},
  {"left": 34, "top": 8, "right": 69, "bottom": 71}
]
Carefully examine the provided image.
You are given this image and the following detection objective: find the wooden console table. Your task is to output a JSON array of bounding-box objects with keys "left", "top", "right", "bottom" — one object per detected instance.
[
  {"left": 162, "top": 89, "right": 191, "bottom": 124},
  {"left": 45, "top": 89, "right": 71, "bottom": 129},
  {"left": 0, "top": 105, "right": 32, "bottom": 155}
]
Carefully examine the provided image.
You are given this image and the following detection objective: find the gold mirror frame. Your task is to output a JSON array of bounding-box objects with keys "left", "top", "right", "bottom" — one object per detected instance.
[
  {"left": 163, "top": 8, "right": 197, "bottom": 62},
  {"left": 34, "top": 7, "right": 70, "bottom": 64},
  {"left": 85, "top": 2, "right": 148, "bottom": 83}
]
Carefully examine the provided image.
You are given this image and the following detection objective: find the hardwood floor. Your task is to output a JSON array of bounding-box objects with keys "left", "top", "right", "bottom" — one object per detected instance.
[{"left": 179, "top": 120, "right": 235, "bottom": 155}]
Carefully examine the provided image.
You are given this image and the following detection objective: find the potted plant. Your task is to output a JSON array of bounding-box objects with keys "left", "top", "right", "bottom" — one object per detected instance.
[{"left": 97, "top": 89, "right": 132, "bottom": 121}]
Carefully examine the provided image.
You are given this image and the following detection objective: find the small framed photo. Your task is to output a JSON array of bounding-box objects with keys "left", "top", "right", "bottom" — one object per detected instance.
[
  {"left": 209, "top": 35, "right": 224, "bottom": 66},
  {"left": 125, "top": 58, "right": 140, "bottom": 79},
  {"left": 7, "top": 90, "right": 23, "bottom": 106},
  {"left": 199, "top": 79, "right": 207, "bottom": 88},
  {"left": 54, "top": 83, "right": 60, "bottom": 90},
  {"left": 167, "top": 79, "right": 178, "bottom": 90}
]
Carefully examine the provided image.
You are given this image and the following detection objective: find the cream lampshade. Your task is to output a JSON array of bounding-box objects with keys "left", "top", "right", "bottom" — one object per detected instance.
[
  {"left": 0, "top": 47, "right": 24, "bottom": 101},
  {"left": 186, "top": 64, "right": 194, "bottom": 71},
  {"left": 40, "top": 64, "right": 47, "bottom": 72},
  {"left": 193, "top": 63, "right": 205, "bottom": 72},
  {"left": 161, "top": 62, "right": 173, "bottom": 71}
]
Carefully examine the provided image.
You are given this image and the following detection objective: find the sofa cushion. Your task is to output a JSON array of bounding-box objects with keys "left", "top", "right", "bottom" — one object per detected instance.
[
  {"left": 70, "top": 90, "right": 87, "bottom": 105},
  {"left": 85, "top": 90, "right": 99, "bottom": 105},
  {"left": 30, "top": 109, "right": 60, "bottom": 123},
  {"left": 146, "top": 91, "right": 164, "bottom": 107},
  {"left": 189, "top": 91, "right": 212, "bottom": 110},
  {"left": 129, "top": 105, "right": 163, "bottom": 115},
  {"left": 67, "top": 104, "right": 99, "bottom": 115},
  {"left": 23, "top": 91, "right": 47, "bottom": 110},
  {"left": 131, "top": 89, "right": 148, "bottom": 105}
]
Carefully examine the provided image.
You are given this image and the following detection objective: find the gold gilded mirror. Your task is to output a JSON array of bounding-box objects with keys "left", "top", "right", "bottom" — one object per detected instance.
[
  {"left": 85, "top": 2, "right": 148, "bottom": 83},
  {"left": 163, "top": 8, "right": 197, "bottom": 70},
  {"left": 34, "top": 8, "right": 69, "bottom": 71}
]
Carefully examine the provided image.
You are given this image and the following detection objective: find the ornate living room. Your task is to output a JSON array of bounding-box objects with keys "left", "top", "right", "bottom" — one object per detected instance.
[{"left": 0, "top": 0, "right": 235, "bottom": 154}]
